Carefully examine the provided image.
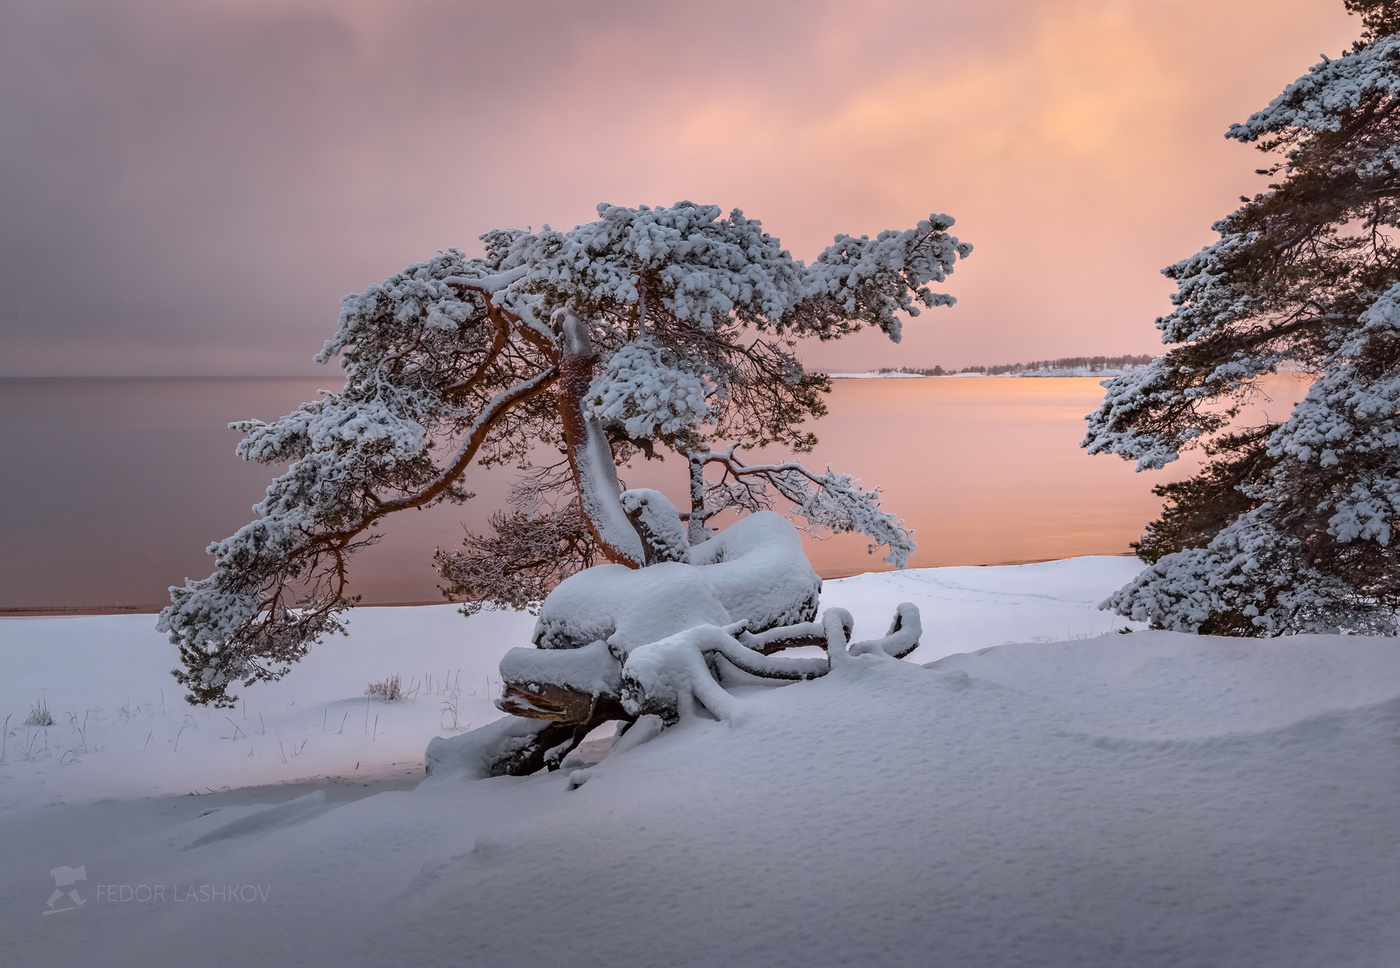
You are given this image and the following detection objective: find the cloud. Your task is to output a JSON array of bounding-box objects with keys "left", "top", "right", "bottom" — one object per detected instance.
[{"left": 0, "top": 0, "right": 1360, "bottom": 375}]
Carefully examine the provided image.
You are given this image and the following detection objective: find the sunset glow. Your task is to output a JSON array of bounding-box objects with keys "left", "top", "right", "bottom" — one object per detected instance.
[{"left": 0, "top": 0, "right": 1361, "bottom": 376}]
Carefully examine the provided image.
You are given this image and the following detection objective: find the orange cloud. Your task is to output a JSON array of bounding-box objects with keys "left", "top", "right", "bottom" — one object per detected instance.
[{"left": 0, "top": 0, "right": 1362, "bottom": 375}]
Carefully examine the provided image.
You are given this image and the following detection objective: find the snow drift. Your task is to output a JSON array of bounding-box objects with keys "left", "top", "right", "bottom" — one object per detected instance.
[{"left": 2, "top": 557, "right": 1398, "bottom": 967}]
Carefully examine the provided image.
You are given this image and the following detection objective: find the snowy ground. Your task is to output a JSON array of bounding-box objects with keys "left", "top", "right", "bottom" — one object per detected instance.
[{"left": 2, "top": 556, "right": 1398, "bottom": 967}]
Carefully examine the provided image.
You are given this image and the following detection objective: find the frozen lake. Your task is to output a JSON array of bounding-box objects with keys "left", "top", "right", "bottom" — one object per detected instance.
[{"left": 0, "top": 375, "right": 1308, "bottom": 612}]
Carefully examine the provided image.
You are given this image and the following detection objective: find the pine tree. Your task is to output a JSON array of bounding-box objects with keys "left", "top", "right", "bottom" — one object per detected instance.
[
  {"left": 1084, "top": 1, "right": 1400, "bottom": 635},
  {"left": 159, "top": 202, "right": 969, "bottom": 705}
]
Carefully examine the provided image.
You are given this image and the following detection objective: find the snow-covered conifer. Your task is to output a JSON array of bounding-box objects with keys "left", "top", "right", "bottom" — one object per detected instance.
[
  {"left": 1084, "top": 3, "right": 1400, "bottom": 634},
  {"left": 161, "top": 202, "right": 969, "bottom": 705}
]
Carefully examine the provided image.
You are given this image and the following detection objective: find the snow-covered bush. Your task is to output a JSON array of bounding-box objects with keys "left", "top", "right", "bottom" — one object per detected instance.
[
  {"left": 1084, "top": 2, "right": 1400, "bottom": 634},
  {"left": 161, "top": 202, "right": 969, "bottom": 706}
]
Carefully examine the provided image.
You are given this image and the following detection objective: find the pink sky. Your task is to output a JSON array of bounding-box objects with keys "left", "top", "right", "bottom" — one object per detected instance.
[{"left": 0, "top": 0, "right": 1362, "bottom": 376}]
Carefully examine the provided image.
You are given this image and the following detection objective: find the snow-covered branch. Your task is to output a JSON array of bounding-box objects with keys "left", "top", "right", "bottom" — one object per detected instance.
[
  {"left": 688, "top": 447, "right": 916, "bottom": 567},
  {"left": 160, "top": 367, "right": 558, "bottom": 707}
]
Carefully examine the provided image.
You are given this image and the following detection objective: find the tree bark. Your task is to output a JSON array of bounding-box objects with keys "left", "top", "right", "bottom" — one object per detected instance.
[
  {"left": 557, "top": 313, "right": 646, "bottom": 568},
  {"left": 497, "top": 680, "right": 629, "bottom": 724},
  {"left": 482, "top": 712, "right": 623, "bottom": 777},
  {"left": 686, "top": 449, "right": 711, "bottom": 544}
]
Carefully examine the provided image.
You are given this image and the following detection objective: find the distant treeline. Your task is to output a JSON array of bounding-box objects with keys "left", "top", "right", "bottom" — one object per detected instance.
[{"left": 876, "top": 354, "right": 1154, "bottom": 377}]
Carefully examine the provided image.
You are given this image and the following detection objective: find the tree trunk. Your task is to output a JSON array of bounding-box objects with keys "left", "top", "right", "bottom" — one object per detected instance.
[
  {"left": 686, "top": 449, "right": 711, "bottom": 544},
  {"left": 487, "top": 714, "right": 621, "bottom": 777},
  {"left": 498, "top": 680, "right": 629, "bottom": 724},
  {"left": 557, "top": 313, "right": 646, "bottom": 567}
]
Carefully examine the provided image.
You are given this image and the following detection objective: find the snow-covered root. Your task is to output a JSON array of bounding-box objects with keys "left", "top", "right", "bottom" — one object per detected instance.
[
  {"left": 735, "top": 612, "right": 845, "bottom": 654},
  {"left": 621, "top": 625, "right": 744, "bottom": 723},
  {"left": 716, "top": 617, "right": 832, "bottom": 681},
  {"left": 609, "top": 713, "right": 667, "bottom": 757},
  {"left": 449, "top": 602, "right": 923, "bottom": 777},
  {"left": 849, "top": 602, "right": 922, "bottom": 660},
  {"left": 425, "top": 702, "right": 617, "bottom": 779},
  {"left": 621, "top": 604, "right": 921, "bottom": 724},
  {"left": 619, "top": 488, "right": 689, "bottom": 565},
  {"left": 733, "top": 603, "right": 918, "bottom": 662},
  {"left": 496, "top": 640, "right": 625, "bottom": 721}
]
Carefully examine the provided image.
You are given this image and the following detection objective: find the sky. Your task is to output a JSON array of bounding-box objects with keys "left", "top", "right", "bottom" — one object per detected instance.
[{"left": 0, "top": 0, "right": 1364, "bottom": 377}]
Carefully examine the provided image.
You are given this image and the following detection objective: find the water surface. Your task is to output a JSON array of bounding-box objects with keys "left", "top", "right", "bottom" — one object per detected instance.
[{"left": 0, "top": 376, "right": 1306, "bottom": 612}]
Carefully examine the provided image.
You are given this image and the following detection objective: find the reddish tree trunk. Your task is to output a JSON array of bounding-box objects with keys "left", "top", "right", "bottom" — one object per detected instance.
[{"left": 557, "top": 314, "right": 645, "bottom": 568}]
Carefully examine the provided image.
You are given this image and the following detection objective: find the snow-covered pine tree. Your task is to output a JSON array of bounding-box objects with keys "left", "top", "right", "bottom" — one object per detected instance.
[
  {"left": 160, "top": 202, "right": 970, "bottom": 706},
  {"left": 1084, "top": 0, "right": 1400, "bottom": 635}
]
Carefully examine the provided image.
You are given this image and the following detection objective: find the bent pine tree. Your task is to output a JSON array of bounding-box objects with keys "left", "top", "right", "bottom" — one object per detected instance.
[{"left": 160, "top": 202, "right": 970, "bottom": 706}]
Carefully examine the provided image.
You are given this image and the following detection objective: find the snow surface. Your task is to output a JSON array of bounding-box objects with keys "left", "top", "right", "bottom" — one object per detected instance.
[
  {"left": 532, "top": 510, "right": 820, "bottom": 655},
  {"left": 3, "top": 555, "right": 1399, "bottom": 967}
]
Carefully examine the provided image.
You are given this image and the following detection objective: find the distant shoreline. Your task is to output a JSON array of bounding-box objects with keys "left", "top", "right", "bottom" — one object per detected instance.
[
  {"left": 825, "top": 369, "right": 1144, "bottom": 379},
  {"left": 825, "top": 354, "right": 1156, "bottom": 380}
]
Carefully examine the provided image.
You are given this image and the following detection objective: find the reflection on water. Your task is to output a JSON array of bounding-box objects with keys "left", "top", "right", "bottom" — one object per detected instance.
[
  {"left": 791, "top": 377, "right": 1178, "bottom": 577},
  {"left": 792, "top": 374, "right": 1309, "bottom": 577},
  {"left": 0, "top": 375, "right": 1309, "bottom": 610}
]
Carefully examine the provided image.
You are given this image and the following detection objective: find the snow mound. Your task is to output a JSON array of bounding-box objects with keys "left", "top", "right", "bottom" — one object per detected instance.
[
  {"left": 681, "top": 509, "right": 822, "bottom": 630},
  {"left": 930, "top": 629, "right": 1400, "bottom": 740},
  {"left": 531, "top": 510, "right": 820, "bottom": 653},
  {"left": 423, "top": 715, "right": 564, "bottom": 780}
]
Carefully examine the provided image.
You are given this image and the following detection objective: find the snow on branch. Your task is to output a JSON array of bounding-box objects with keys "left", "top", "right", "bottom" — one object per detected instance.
[
  {"left": 585, "top": 337, "right": 715, "bottom": 439},
  {"left": 799, "top": 215, "right": 973, "bottom": 342},
  {"left": 690, "top": 447, "right": 915, "bottom": 567},
  {"left": 160, "top": 367, "right": 559, "bottom": 707},
  {"left": 1103, "top": 283, "right": 1400, "bottom": 634},
  {"left": 1227, "top": 32, "right": 1400, "bottom": 145}
]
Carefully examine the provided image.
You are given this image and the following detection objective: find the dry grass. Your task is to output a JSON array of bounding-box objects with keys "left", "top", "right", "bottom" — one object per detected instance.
[
  {"left": 365, "top": 674, "right": 403, "bottom": 701},
  {"left": 25, "top": 699, "right": 53, "bottom": 728}
]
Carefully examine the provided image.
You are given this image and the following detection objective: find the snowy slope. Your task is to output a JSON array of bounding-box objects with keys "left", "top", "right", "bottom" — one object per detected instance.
[
  {"left": 0, "top": 557, "right": 1140, "bottom": 810},
  {"left": 2, "top": 556, "right": 1398, "bottom": 968}
]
